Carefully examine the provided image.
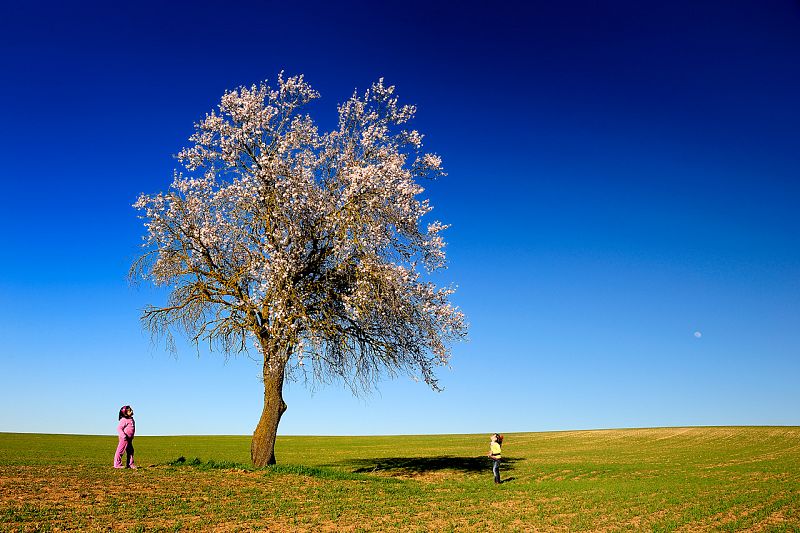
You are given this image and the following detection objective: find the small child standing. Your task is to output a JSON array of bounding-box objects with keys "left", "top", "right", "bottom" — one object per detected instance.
[
  {"left": 488, "top": 433, "right": 503, "bottom": 484},
  {"left": 114, "top": 405, "right": 137, "bottom": 469}
]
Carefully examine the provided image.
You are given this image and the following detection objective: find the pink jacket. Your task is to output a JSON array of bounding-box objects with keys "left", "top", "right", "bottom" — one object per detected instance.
[{"left": 117, "top": 417, "right": 135, "bottom": 440}]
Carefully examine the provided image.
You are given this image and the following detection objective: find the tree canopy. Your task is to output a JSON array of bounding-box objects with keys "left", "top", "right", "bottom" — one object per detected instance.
[{"left": 132, "top": 74, "right": 467, "bottom": 464}]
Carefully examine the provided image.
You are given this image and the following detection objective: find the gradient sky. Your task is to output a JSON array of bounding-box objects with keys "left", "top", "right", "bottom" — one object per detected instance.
[{"left": 1, "top": 1, "right": 798, "bottom": 436}]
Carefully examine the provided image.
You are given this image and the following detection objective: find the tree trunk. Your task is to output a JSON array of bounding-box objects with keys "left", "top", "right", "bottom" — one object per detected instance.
[{"left": 251, "top": 358, "right": 288, "bottom": 467}]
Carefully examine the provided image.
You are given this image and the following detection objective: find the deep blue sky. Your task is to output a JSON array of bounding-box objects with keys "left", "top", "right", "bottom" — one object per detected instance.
[{"left": 1, "top": 1, "right": 798, "bottom": 436}]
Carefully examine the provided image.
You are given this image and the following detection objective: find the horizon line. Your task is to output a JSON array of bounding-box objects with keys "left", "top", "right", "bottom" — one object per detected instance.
[{"left": 2, "top": 424, "right": 798, "bottom": 438}]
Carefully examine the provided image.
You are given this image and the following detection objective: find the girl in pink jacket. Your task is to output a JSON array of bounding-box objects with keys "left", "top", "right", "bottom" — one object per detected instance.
[{"left": 113, "top": 405, "right": 137, "bottom": 469}]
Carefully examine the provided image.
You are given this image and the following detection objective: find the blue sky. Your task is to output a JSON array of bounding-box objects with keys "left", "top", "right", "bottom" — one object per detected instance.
[{"left": 1, "top": 1, "right": 798, "bottom": 436}]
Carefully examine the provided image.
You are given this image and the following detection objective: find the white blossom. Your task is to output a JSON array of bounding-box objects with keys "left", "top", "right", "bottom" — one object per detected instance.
[{"left": 132, "top": 74, "right": 467, "bottom": 393}]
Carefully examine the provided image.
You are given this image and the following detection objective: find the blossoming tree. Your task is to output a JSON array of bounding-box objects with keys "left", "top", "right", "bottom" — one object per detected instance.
[{"left": 132, "top": 74, "right": 467, "bottom": 466}]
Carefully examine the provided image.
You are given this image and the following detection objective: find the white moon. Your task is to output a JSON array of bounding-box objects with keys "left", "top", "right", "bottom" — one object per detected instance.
[{"left": 694, "top": 331, "right": 702, "bottom": 338}]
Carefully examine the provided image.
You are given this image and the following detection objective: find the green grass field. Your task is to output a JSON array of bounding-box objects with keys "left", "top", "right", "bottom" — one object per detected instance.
[{"left": 1, "top": 427, "right": 798, "bottom": 531}]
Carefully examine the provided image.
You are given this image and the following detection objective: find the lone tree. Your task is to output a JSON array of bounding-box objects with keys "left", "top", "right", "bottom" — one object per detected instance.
[{"left": 132, "top": 74, "right": 467, "bottom": 466}]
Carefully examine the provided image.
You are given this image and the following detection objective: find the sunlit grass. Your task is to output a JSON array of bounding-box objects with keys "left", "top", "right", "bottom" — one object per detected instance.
[{"left": 1, "top": 427, "right": 798, "bottom": 531}]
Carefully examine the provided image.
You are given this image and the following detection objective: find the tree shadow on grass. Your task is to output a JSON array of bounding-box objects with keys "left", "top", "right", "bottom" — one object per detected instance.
[{"left": 342, "top": 456, "right": 524, "bottom": 477}]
